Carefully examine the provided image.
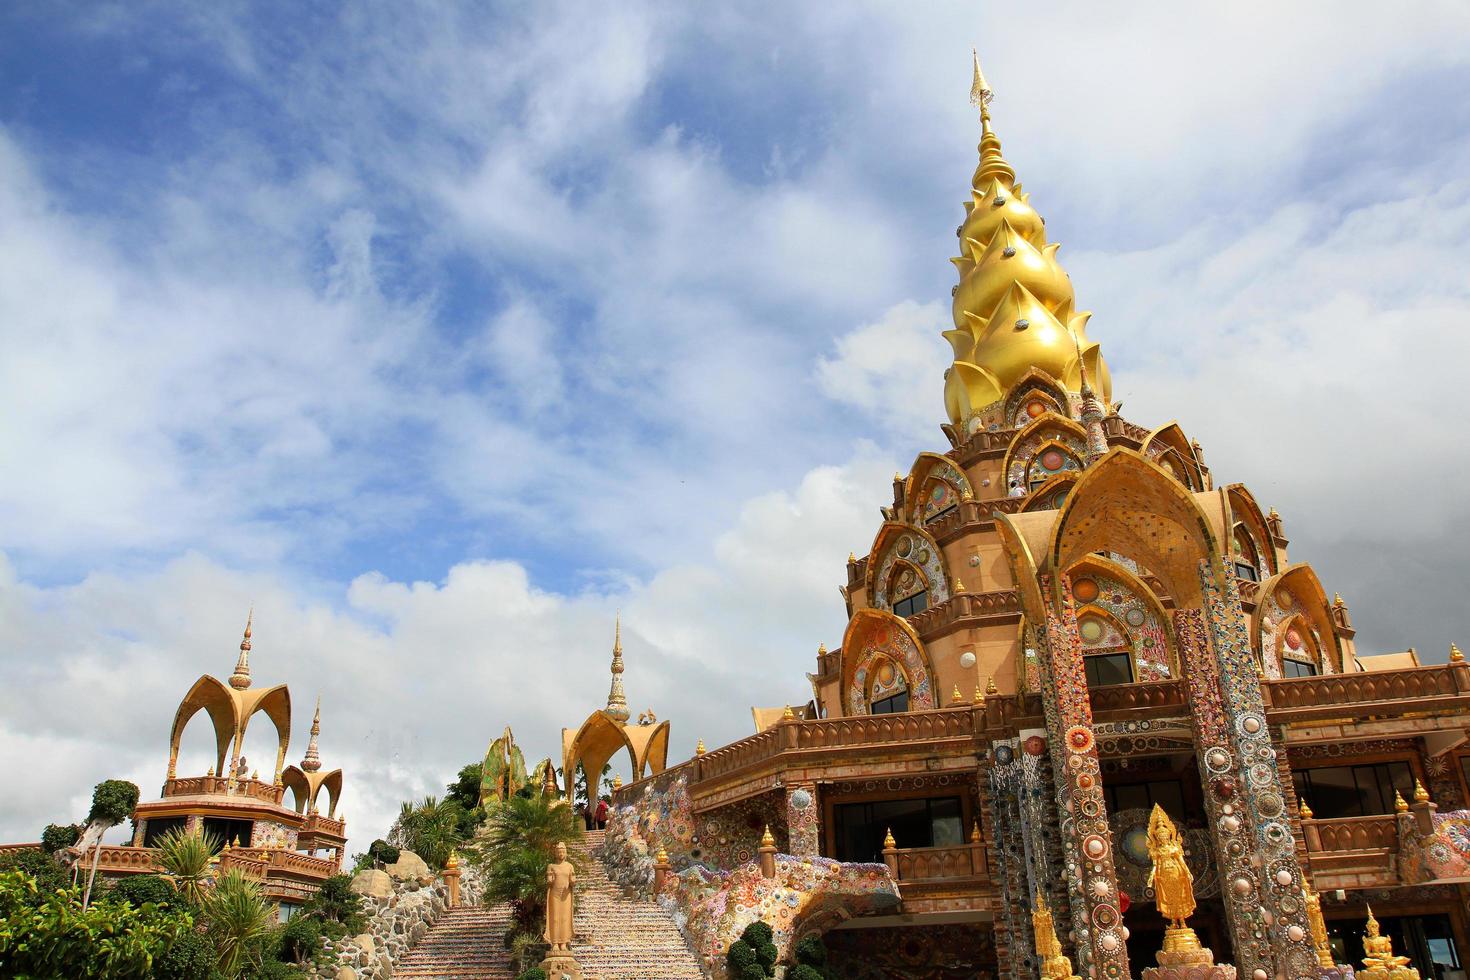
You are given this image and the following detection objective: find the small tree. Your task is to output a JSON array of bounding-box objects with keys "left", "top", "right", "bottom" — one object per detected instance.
[
  {"left": 727, "top": 921, "right": 777, "bottom": 980},
  {"left": 467, "top": 793, "right": 584, "bottom": 933},
  {"left": 790, "top": 932, "right": 829, "bottom": 980},
  {"left": 155, "top": 828, "right": 220, "bottom": 907},
  {"left": 388, "top": 796, "right": 464, "bottom": 869},
  {"left": 205, "top": 867, "right": 274, "bottom": 978},
  {"left": 42, "top": 823, "right": 83, "bottom": 854},
  {"left": 80, "top": 779, "right": 140, "bottom": 910},
  {"left": 368, "top": 839, "right": 400, "bottom": 868},
  {"left": 110, "top": 873, "right": 177, "bottom": 909},
  {"left": 299, "top": 873, "right": 365, "bottom": 936}
]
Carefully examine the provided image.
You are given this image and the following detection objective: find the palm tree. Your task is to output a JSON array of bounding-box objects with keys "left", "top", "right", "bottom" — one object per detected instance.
[
  {"left": 154, "top": 827, "right": 219, "bottom": 906},
  {"left": 389, "top": 796, "right": 464, "bottom": 869},
  {"left": 467, "top": 793, "right": 585, "bottom": 930},
  {"left": 206, "top": 868, "right": 274, "bottom": 978}
]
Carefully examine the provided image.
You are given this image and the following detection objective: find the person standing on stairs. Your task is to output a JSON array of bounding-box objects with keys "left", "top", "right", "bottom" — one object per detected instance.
[{"left": 594, "top": 797, "right": 608, "bottom": 829}]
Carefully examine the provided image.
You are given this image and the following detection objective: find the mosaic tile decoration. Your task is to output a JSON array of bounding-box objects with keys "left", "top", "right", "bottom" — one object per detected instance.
[
  {"left": 1038, "top": 574, "right": 1131, "bottom": 980},
  {"left": 1070, "top": 568, "right": 1173, "bottom": 682},
  {"left": 871, "top": 525, "right": 951, "bottom": 613},
  {"left": 1395, "top": 807, "right": 1470, "bottom": 884},
  {"left": 846, "top": 616, "right": 935, "bottom": 716},
  {"left": 1260, "top": 585, "right": 1334, "bottom": 678}
]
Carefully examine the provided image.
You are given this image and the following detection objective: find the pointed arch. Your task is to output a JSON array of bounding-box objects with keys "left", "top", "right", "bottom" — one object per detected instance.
[
  {"left": 1002, "top": 413, "right": 1088, "bottom": 496},
  {"left": 1003, "top": 368, "right": 1072, "bottom": 428},
  {"left": 1225, "top": 484, "right": 1277, "bottom": 578},
  {"left": 1047, "top": 448, "right": 1224, "bottom": 608},
  {"left": 1020, "top": 472, "right": 1079, "bottom": 512},
  {"left": 903, "top": 452, "right": 972, "bottom": 526},
  {"left": 561, "top": 713, "right": 668, "bottom": 800},
  {"left": 170, "top": 675, "right": 237, "bottom": 776},
  {"left": 241, "top": 685, "right": 292, "bottom": 781},
  {"left": 281, "top": 766, "right": 312, "bottom": 813},
  {"left": 994, "top": 511, "right": 1050, "bottom": 625},
  {"left": 1064, "top": 554, "right": 1178, "bottom": 681},
  {"left": 1141, "top": 422, "right": 1205, "bottom": 491},
  {"left": 840, "top": 609, "right": 936, "bottom": 716},
  {"left": 1252, "top": 564, "right": 1342, "bottom": 675},
  {"left": 315, "top": 769, "right": 343, "bottom": 817},
  {"left": 865, "top": 522, "right": 951, "bottom": 613}
]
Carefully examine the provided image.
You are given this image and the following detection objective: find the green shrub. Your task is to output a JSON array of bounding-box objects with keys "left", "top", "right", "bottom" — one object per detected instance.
[
  {"left": 0, "top": 868, "right": 194, "bottom": 978},
  {"left": 252, "top": 958, "right": 307, "bottom": 979},
  {"left": 153, "top": 928, "right": 216, "bottom": 980},
  {"left": 111, "top": 873, "right": 178, "bottom": 909},
  {"left": 299, "top": 874, "right": 365, "bottom": 935},
  {"left": 88, "top": 780, "right": 141, "bottom": 825},
  {"left": 516, "top": 970, "right": 547, "bottom": 980},
  {"left": 727, "top": 939, "right": 757, "bottom": 972},
  {"left": 277, "top": 915, "right": 322, "bottom": 965},
  {"left": 795, "top": 933, "right": 827, "bottom": 967},
  {"left": 467, "top": 793, "right": 585, "bottom": 929},
  {"left": 0, "top": 848, "right": 68, "bottom": 894},
  {"left": 368, "top": 839, "right": 400, "bottom": 866},
  {"left": 788, "top": 966, "right": 825, "bottom": 980},
  {"left": 739, "top": 921, "right": 777, "bottom": 974},
  {"left": 42, "top": 822, "right": 83, "bottom": 853}
]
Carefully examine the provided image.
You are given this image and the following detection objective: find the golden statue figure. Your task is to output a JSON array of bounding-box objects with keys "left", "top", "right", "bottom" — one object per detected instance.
[
  {"left": 544, "top": 841, "right": 575, "bottom": 951},
  {"left": 1031, "top": 888, "right": 1081, "bottom": 980},
  {"left": 1146, "top": 805, "right": 1214, "bottom": 966},
  {"left": 1359, "top": 906, "right": 1419, "bottom": 980},
  {"left": 1303, "top": 882, "right": 1335, "bottom": 969}
]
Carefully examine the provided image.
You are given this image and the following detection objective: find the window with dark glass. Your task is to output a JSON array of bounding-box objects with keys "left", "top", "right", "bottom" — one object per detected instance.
[
  {"left": 832, "top": 796, "right": 965, "bottom": 863},
  {"left": 202, "top": 817, "right": 254, "bottom": 849},
  {"left": 1085, "top": 652, "right": 1134, "bottom": 687},
  {"left": 1235, "top": 561, "right": 1260, "bottom": 582},
  {"left": 1282, "top": 659, "right": 1318, "bottom": 678},
  {"left": 871, "top": 691, "right": 909, "bottom": 715},
  {"left": 925, "top": 504, "right": 958, "bottom": 525},
  {"left": 142, "top": 816, "right": 188, "bottom": 848},
  {"left": 1104, "top": 779, "right": 1186, "bottom": 819},
  {"left": 893, "top": 590, "right": 929, "bottom": 618},
  {"left": 1291, "top": 762, "right": 1414, "bottom": 818}
]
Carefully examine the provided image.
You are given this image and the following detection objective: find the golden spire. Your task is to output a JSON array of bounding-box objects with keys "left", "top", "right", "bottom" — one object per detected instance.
[
  {"left": 1451, "top": 642, "right": 1464, "bottom": 663},
  {"left": 1394, "top": 790, "right": 1408, "bottom": 813},
  {"left": 782, "top": 704, "right": 796, "bottom": 720},
  {"left": 301, "top": 697, "right": 322, "bottom": 773},
  {"left": 986, "top": 675, "right": 998, "bottom": 696},
  {"left": 973, "top": 683, "right": 986, "bottom": 706},
  {"left": 1299, "top": 798, "right": 1314, "bottom": 820},
  {"left": 883, "top": 827, "right": 896, "bottom": 849},
  {"left": 605, "top": 613, "right": 630, "bottom": 723},
  {"left": 695, "top": 738, "right": 705, "bottom": 756},
  {"left": 229, "top": 607, "right": 254, "bottom": 690},
  {"left": 951, "top": 684, "right": 964, "bottom": 704},
  {"left": 761, "top": 824, "right": 776, "bottom": 848},
  {"left": 1413, "top": 779, "right": 1430, "bottom": 804},
  {"left": 945, "top": 53, "right": 1109, "bottom": 430}
]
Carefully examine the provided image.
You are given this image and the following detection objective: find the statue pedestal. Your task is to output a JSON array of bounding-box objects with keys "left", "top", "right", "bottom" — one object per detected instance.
[
  {"left": 1143, "top": 930, "right": 1236, "bottom": 980},
  {"left": 540, "top": 951, "right": 584, "bottom": 980}
]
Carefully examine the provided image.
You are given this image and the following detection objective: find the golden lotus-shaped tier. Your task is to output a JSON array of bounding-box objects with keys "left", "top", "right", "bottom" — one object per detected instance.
[{"left": 944, "top": 65, "right": 1110, "bottom": 427}]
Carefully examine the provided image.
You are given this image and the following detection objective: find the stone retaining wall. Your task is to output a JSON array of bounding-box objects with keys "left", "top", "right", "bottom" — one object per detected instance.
[{"left": 310, "top": 855, "right": 449, "bottom": 980}]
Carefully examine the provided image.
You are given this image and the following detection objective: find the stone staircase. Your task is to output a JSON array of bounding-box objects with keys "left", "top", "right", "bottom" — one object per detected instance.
[{"left": 394, "top": 830, "right": 704, "bottom": 980}]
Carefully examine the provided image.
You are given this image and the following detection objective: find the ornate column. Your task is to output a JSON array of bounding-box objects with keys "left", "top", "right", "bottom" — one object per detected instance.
[
  {"left": 1191, "top": 561, "right": 1318, "bottom": 980},
  {"left": 1037, "top": 576, "right": 1130, "bottom": 980},
  {"left": 784, "top": 782, "right": 819, "bottom": 857}
]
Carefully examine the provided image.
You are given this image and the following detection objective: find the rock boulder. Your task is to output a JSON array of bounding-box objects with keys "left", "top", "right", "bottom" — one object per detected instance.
[
  {"left": 385, "top": 850, "right": 431, "bottom": 880},
  {"left": 349, "top": 869, "right": 394, "bottom": 900}
]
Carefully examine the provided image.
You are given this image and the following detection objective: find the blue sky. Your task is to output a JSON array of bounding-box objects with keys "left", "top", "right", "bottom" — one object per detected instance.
[{"left": 2, "top": 2, "right": 1469, "bottom": 850}]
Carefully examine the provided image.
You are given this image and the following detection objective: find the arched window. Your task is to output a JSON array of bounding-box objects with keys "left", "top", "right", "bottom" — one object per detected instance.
[
  {"left": 1027, "top": 443, "right": 1082, "bottom": 491},
  {"left": 1076, "top": 606, "right": 1135, "bottom": 687},
  {"left": 867, "top": 657, "right": 911, "bottom": 715},
  {"left": 888, "top": 562, "right": 930, "bottom": 619},
  {"left": 1279, "top": 616, "right": 1320, "bottom": 678},
  {"left": 1232, "top": 525, "right": 1262, "bottom": 582},
  {"left": 919, "top": 479, "right": 960, "bottom": 525}
]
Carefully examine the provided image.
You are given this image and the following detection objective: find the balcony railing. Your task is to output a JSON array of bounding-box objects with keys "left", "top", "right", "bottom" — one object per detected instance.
[
  {"left": 1088, "top": 679, "right": 1186, "bottom": 719},
  {"left": 164, "top": 775, "right": 286, "bottom": 805},
  {"left": 1262, "top": 663, "right": 1470, "bottom": 723},
  {"left": 889, "top": 842, "right": 989, "bottom": 882},
  {"left": 300, "top": 813, "right": 346, "bottom": 838},
  {"left": 1301, "top": 814, "right": 1400, "bottom": 889}
]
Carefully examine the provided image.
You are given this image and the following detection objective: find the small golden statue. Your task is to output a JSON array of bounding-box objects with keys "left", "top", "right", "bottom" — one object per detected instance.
[
  {"left": 1302, "top": 882, "right": 1335, "bottom": 969},
  {"left": 1146, "top": 805, "right": 1213, "bottom": 967},
  {"left": 1359, "top": 906, "right": 1419, "bottom": 980},
  {"left": 1032, "top": 888, "right": 1081, "bottom": 980}
]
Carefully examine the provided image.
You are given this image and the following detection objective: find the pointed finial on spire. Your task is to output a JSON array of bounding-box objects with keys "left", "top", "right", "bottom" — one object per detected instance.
[
  {"left": 955, "top": 577, "right": 967, "bottom": 593},
  {"left": 1413, "top": 779, "right": 1430, "bottom": 804},
  {"left": 969, "top": 48, "right": 993, "bottom": 112},
  {"left": 973, "top": 683, "right": 986, "bottom": 706},
  {"left": 782, "top": 704, "right": 796, "bottom": 721},
  {"left": 1333, "top": 593, "right": 1344, "bottom": 607},
  {"left": 761, "top": 824, "right": 776, "bottom": 848},
  {"left": 986, "top": 675, "right": 998, "bottom": 696},
  {"left": 302, "top": 696, "right": 322, "bottom": 773},
  {"left": 695, "top": 738, "right": 705, "bottom": 756},
  {"left": 1451, "top": 642, "right": 1464, "bottom": 663},
  {"left": 1300, "top": 798, "right": 1313, "bottom": 820},
  {"left": 848, "top": 552, "right": 856, "bottom": 563},
  {"left": 229, "top": 607, "right": 254, "bottom": 690},
  {"left": 951, "top": 684, "right": 964, "bottom": 704},
  {"left": 605, "top": 613, "right": 630, "bottom": 723},
  {"left": 883, "top": 827, "right": 896, "bottom": 850},
  {"left": 1394, "top": 790, "right": 1409, "bottom": 813}
]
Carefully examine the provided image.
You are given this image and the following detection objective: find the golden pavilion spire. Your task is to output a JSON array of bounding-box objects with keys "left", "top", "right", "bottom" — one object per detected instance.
[
  {"left": 945, "top": 54, "right": 1111, "bottom": 431},
  {"left": 605, "top": 613, "right": 630, "bottom": 723},
  {"left": 301, "top": 697, "right": 322, "bottom": 773},
  {"left": 229, "top": 607, "right": 253, "bottom": 690}
]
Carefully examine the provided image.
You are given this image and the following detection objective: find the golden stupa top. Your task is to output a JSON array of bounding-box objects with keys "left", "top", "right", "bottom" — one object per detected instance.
[{"left": 944, "top": 55, "right": 1111, "bottom": 429}]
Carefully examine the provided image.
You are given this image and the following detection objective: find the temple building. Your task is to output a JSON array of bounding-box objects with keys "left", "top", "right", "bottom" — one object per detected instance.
[
  {"left": 605, "top": 57, "right": 1470, "bottom": 980},
  {"left": 0, "top": 616, "right": 349, "bottom": 915}
]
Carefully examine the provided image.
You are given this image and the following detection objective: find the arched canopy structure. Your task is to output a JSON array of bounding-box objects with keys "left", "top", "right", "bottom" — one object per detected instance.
[
  {"left": 1020, "top": 473, "right": 1078, "bottom": 513},
  {"left": 169, "top": 676, "right": 292, "bottom": 780},
  {"left": 865, "top": 521, "right": 952, "bottom": 612},
  {"left": 1141, "top": 422, "right": 1206, "bottom": 491},
  {"left": 1225, "top": 484, "right": 1277, "bottom": 579},
  {"left": 903, "top": 452, "right": 972, "bottom": 526},
  {"left": 1047, "top": 448, "right": 1224, "bottom": 609},
  {"left": 1003, "top": 368, "right": 1071, "bottom": 429},
  {"left": 1063, "top": 553, "right": 1178, "bottom": 682},
  {"left": 839, "top": 608, "right": 936, "bottom": 716},
  {"left": 281, "top": 765, "right": 343, "bottom": 817},
  {"left": 561, "top": 711, "right": 670, "bottom": 801},
  {"left": 1251, "top": 563, "right": 1342, "bottom": 675},
  {"left": 1003, "top": 413, "right": 1088, "bottom": 494}
]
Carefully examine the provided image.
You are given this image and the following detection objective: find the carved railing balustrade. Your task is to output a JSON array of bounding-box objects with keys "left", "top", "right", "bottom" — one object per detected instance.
[
  {"left": 891, "top": 841, "right": 989, "bottom": 881},
  {"left": 909, "top": 589, "right": 1021, "bottom": 637},
  {"left": 1300, "top": 813, "right": 1400, "bottom": 889},
  {"left": 300, "top": 812, "right": 346, "bottom": 838},
  {"left": 1262, "top": 663, "right": 1470, "bottom": 724},
  {"left": 1087, "top": 679, "right": 1186, "bottom": 720},
  {"left": 164, "top": 775, "right": 285, "bottom": 804}
]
